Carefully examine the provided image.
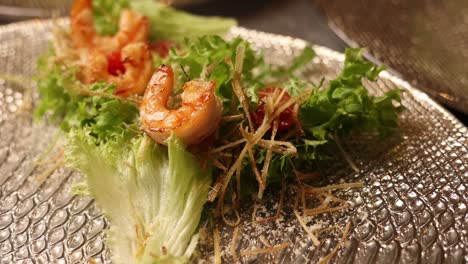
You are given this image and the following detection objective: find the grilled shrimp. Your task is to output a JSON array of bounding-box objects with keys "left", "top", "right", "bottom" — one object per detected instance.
[
  {"left": 139, "top": 65, "right": 223, "bottom": 145},
  {"left": 71, "top": 0, "right": 149, "bottom": 53},
  {"left": 80, "top": 42, "right": 153, "bottom": 96}
]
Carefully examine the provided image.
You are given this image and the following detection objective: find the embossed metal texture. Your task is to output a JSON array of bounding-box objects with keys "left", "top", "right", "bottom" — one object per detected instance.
[
  {"left": 315, "top": 0, "right": 468, "bottom": 114},
  {"left": 0, "top": 20, "right": 467, "bottom": 263},
  {"left": 0, "top": 1, "right": 71, "bottom": 20}
]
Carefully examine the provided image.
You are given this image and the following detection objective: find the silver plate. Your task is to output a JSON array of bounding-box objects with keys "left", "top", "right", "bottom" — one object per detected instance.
[{"left": 0, "top": 19, "right": 467, "bottom": 263}]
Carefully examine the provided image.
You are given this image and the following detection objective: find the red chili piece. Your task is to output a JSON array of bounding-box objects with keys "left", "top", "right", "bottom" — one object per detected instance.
[
  {"left": 252, "top": 87, "right": 295, "bottom": 132},
  {"left": 107, "top": 50, "right": 126, "bottom": 76}
]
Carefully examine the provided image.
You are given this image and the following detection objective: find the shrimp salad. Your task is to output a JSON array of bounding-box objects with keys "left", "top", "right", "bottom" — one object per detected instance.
[{"left": 35, "top": 0, "right": 404, "bottom": 263}]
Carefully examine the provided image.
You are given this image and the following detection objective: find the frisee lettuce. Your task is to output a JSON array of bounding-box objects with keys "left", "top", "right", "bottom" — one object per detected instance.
[
  {"left": 35, "top": 51, "right": 79, "bottom": 131},
  {"left": 232, "top": 48, "right": 404, "bottom": 186},
  {"left": 168, "top": 35, "right": 263, "bottom": 111},
  {"left": 66, "top": 131, "right": 211, "bottom": 264},
  {"left": 35, "top": 54, "right": 139, "bottom": 143},
  {"left": 300, "top": 48, "right": 405, "bottom": 141},
  {"left": 167, "top": 35, "right": 315, "bottom": 112},
  {"left": 280, "top": 48, "right": 404, "bottom": 183}
]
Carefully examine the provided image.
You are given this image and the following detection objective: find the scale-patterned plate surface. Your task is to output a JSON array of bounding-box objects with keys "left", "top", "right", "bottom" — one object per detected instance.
[{"left": 0, "top": 20, "right": 466, "bottom": 263}]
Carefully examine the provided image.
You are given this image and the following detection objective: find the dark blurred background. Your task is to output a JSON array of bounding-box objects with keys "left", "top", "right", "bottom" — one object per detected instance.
[
  {"left": 0, "top": 0, "right": 467, "bottom": 124},
  {"left": 0, "top": 0, "right": 346, "bottom": 51}
]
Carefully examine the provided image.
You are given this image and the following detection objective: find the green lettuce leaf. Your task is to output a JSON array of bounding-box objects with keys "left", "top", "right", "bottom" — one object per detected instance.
[
  {"left": 130, "top": 0, "right": 236, "bottom": 42},
  {"left": 167, "top": 35, "right": 315, "bottom": 112},
  {"left": 92, "top": 0, "right": 236, "bottom": 41},
  {"left": 35, "top": 51, "right": 140, "bottom": 143},
  {"left": 66, "top": 130, "right": 211, "bottom": 264},
  {"left": 92, "top": 0, "right": 130, "bottom": 35},
  {"left": 34, "top": 51, "right": 80, "bottom": 129},
  {"left": 289, "top": 47, "right": 316, "bottom": 73},
  {"left": 300, "top": 48, "right": 404, "bottom": 141}
]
